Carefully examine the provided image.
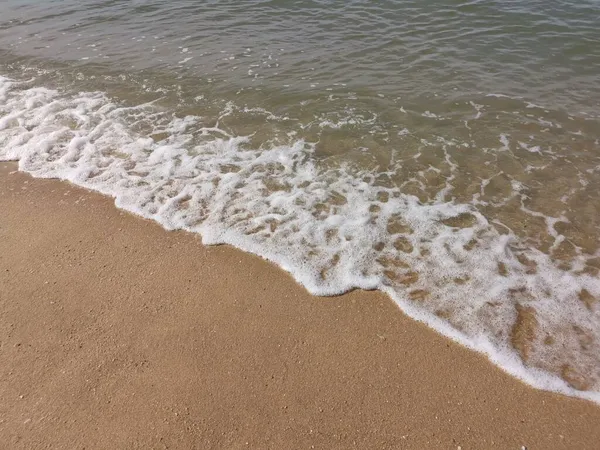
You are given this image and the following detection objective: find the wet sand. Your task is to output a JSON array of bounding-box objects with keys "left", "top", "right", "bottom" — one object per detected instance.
[{"left": 1, "top": 161, "right": 599, "bottom": 449}]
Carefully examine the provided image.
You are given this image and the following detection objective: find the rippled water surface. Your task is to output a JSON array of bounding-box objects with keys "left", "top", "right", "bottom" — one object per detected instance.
[{"left": 1, "top": 0, "right": 600, "bottom": 401}]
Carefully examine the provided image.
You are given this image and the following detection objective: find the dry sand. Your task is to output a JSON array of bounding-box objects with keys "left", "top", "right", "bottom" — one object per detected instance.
[{"left": 1, "top": 161, "right": 599, "bottom": 449}]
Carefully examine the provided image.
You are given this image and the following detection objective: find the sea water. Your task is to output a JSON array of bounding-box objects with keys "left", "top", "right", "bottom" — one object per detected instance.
[{"left": 1, "top": 0, "right": 599, "bottom": 402}]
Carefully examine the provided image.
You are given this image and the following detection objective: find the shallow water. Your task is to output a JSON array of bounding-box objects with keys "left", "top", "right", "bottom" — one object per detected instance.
[{"left": 1, "top": 0, "right": 600, "bottom": 401}]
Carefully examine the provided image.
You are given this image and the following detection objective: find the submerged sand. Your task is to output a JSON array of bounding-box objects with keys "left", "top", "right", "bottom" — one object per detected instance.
[{"left": 1, "top": 161, "right": 599, "bottom": 449}]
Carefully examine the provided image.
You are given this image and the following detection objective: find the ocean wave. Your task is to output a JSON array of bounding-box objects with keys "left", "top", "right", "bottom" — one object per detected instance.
[{"left": 2, "top": 74, "right": 599, "bottom": 403}]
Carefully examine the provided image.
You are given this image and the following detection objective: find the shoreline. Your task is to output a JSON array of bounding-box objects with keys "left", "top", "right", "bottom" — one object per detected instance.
[
  {"left": 3, "top": 72, "right": 599, "bottom": 403},
  {"left": 2, "top": 160, "right": 600, "bottom": 449}
]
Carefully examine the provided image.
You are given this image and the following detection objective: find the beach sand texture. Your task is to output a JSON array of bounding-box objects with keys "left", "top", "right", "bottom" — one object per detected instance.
[{"left": 2, "top": 162, "right": 600, "bottom": 449}]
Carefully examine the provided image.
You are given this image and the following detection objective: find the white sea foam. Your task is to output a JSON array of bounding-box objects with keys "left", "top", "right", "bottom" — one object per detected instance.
[{"left": 1, "top": 75, "right": 599, "bottom": 403}]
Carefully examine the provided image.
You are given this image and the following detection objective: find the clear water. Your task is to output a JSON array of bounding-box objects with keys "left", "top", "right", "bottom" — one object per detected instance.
[{"left": 1, "top": 0, "right": 600, "bottom": 401}]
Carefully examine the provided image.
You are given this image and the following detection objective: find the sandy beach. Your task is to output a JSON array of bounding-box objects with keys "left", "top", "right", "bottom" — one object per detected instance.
[{"left": 1, "top": 161, "right": 599, "bottom": 449}]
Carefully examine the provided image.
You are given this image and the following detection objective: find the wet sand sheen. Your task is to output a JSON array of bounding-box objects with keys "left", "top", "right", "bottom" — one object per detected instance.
[{"left": 1, "top": 162, "right": 599, "bottom": 449}]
